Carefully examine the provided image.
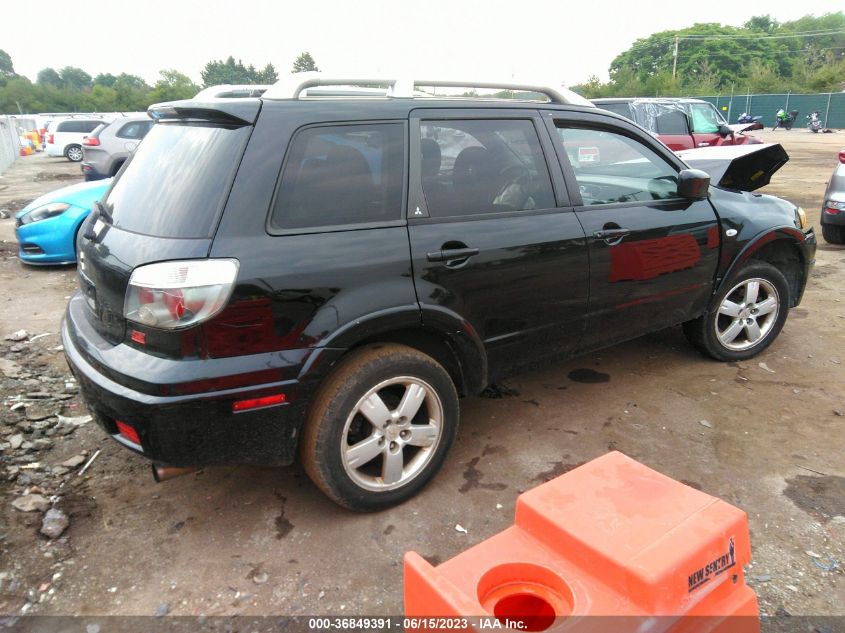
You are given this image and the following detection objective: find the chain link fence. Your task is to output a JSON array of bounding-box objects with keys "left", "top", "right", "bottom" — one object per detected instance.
[{"left": 693, "top": 92, "right": 845, "bottom": 129}]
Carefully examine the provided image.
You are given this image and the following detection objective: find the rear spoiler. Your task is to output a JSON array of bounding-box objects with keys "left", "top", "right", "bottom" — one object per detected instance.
[
  {"left": 147, "top": 99, "right": 260, "bottom": 125},
  {"left": 676, "top": 143, "right": 789, "bottom": 192}
]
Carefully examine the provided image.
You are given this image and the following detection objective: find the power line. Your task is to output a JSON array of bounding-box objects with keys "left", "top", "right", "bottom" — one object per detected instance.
[{"left": 681, "top": 29, "right": 845, "bottom": 40}]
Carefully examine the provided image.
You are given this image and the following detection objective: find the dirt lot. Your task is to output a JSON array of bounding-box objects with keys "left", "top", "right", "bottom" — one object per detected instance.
[{"left": 0, "top": 133, "right": 843, "bottom": 619}]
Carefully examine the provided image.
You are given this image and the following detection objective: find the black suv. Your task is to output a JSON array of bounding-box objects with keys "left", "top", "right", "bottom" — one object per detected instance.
[{"left": 62, "top": 77, "right": 816, "bottom": 511}]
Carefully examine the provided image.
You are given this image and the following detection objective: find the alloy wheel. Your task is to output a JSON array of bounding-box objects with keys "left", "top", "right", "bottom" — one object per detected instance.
[
  {"left": 715, "top": 278, "right": 780, "bottom": 351},
  {"left": 67, "top": 146, "right": 83, "bottom": 161},
  {"left": 341, "top": 376, "right": 443, "bottom": 492}
]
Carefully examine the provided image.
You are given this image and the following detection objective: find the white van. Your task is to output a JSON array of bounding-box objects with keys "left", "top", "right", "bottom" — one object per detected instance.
[{"left": 45, "top": 118, "right": 106, "bottom": 162}]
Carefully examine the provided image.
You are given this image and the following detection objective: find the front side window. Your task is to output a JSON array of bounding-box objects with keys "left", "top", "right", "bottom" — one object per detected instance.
[
  {"left": 419, "top": 119, "right": 555, "bottom": 217},
  {"left": 270, "top": 123, "right": 404, "bottom": 231},
  {"left": 689, "top": 103, "right": 725, "bottom": 134},
  {"left": 555, "top": 125, "right": 679, "bottom": 205}
]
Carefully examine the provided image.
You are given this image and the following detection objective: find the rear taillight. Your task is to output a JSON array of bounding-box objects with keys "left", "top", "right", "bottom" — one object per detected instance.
[
  {"left": 839, "top": 150, "right": 845, "bottom": 164},
  {"left": 83, "top": 136, "right": 99, "bottom": 146},
  {"left": 124, "top": 259, "right": 239, "bottom": 330},
  {"left": 825, "top": 201, "right": 845, "bottom": 215},
  {"left": 48, "top": 134, "right": 54, "bottom": 144}
]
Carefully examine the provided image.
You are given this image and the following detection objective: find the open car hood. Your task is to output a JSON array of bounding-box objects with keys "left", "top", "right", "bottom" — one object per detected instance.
[
  {"left": 728, "top": 121, "right": 764, "bottom": 134},
  {"left": 676, "top": 143, "right": 789, "bottom": 192}
]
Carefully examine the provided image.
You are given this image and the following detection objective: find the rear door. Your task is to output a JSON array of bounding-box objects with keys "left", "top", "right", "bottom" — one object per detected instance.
[
  {"left": 406, "top": 109, "right": 588, "bottom": 379},
  {"left": 544, "top": 111, "right": 720, "bottom": 351},
  {"left": 651, "top": 109, "right": 695, "bottom": 151}
]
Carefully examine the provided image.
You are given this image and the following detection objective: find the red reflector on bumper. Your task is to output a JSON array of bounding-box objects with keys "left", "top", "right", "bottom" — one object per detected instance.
[
  {"left": 116, "top": 420, "right": 141, "bottom": 445},
  {"left": 130, "top": 329, "right": 146, "bottom": 344},
  {"left": 232, "top": 393, "right": 286, "bottom": 412}
]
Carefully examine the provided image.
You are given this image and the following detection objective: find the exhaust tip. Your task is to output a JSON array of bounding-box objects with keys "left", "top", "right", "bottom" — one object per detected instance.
[{"left": 152, "top": 464, "right": 199, "bottom": 483}]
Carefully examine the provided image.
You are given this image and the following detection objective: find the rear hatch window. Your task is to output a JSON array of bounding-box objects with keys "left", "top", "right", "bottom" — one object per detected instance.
[{"left": 103, "top": 122, "right": 251, "bottom": 238}]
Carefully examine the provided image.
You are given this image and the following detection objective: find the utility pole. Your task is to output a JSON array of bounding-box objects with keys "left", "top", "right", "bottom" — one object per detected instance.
[{"left": 672, "top": 36, "right": 679, "bottom": 80}]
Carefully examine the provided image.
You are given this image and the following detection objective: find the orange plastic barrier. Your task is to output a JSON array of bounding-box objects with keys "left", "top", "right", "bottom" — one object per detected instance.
[{"left": 405, "top": 452, "right": 759, "bottom": 632}]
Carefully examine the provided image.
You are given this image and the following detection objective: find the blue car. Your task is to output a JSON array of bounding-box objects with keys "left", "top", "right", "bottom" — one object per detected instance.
[{"left": 15, "top": 178, "right": 112, "bottom": 265}]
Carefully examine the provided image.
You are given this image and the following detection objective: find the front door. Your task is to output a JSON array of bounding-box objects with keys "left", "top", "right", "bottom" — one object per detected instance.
[
  {"left": 406, "top": 110, "right": 589, "bottom": 380},
  {"left": 546, "top": 112, "right": 720, "bottom": 351}
]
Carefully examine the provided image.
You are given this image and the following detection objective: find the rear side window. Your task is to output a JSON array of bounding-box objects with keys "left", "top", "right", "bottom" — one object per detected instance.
[
  {"left": 117, "top": 120, "right": 153, "bottom": 140},
  {"left": 419, "top": 119, "right": 555, "bottom": 217},
  {"left": 105, "top": 122, "right": 251, "bottom": 238},
  {"left": 653, "top": 110, "right": 689, "bottom": 135},
  {"left": 58, "top": 120, "right": 101, "bottom": 133},
  {"left": 270, "top": 123, "right": 405, "bottom": 231},
  {"left": 597, "top": 102, "right": 633, "bottom": 119}
]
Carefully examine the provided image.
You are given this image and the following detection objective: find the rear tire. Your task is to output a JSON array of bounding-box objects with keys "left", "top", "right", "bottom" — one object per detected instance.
[
  {"left": 65, "top": 145, "right": 83, "bottom": 162},
  {"left": 822, "top": 223, "right": 845, "bottom": 245},
  {"left": 683, "top": 261, "right": 790, "bottom": 361},
  {"left": 300, "top": 343, "right": 459, "bottom": 511}
]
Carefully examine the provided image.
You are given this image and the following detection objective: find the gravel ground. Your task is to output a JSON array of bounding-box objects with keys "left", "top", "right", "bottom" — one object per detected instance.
[{"left": 0, "top": 133, "right": 842, "bottom": 620}]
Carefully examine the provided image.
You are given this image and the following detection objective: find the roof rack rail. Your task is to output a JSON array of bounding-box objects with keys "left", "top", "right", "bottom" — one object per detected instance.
[{"left": 261, "top": 72, "right": 593, "bottom": 107}]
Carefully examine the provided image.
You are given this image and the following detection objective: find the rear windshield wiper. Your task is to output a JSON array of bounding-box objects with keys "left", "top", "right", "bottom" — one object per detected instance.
[
  {"left": 94, "top": 200, "right": 113, "bottom": 224},
  {"left": 83, "top": 200, "right": 113, "bottom": 241}
]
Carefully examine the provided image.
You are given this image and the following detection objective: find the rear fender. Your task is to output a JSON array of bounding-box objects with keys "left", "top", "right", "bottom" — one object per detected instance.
[{"left": 298, "top": 305, "right": 488, "bottom": 396}]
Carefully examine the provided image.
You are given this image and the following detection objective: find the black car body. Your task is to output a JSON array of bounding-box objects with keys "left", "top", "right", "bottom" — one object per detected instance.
[{"left": 62, "top": 77, "right": 816, "bottom": 510}]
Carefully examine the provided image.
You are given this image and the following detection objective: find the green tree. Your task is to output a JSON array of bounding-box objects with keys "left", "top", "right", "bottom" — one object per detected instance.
[
  {"left": 0, "top": 49, "right": 15, "bottom": 86},
  {"left": 59, "top": 66, "right": 92, "bottom": 91},
  {"left": 37, "top": 67, "right": 64, "bottom": 88},
  {"left": 0, "top": 78, "right": 44, "bottom": 114},
  {"left": 94, "top": 73, "right": 118, "bottom": 88},
  {"left": 257, "top": 63, "right": 278, "bottom": 83},
  {"left": 201, "top": 56, "right": 248, "bottom": 86},
  {"left": 148, "top": 69, "right": 199, "bottom": 103},
  {"left": 292, "top": 52, "right": 319, "bottom": 73}
]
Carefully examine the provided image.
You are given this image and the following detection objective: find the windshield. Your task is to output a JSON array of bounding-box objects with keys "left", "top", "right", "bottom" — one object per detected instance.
[
  {"left": 104, "top": 122, "right": 251, "bottom": 238},
  {"left": 689, "top": 103, "right": 726, "bottom": 134}
]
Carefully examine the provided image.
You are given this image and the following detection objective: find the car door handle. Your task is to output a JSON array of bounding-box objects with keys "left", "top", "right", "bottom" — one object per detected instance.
[
  {"left": 593, "top": 228, "right": 631, "bottom": 242},
  {"left": 426, "top": 247, "right": 480, "bottom": 262}
]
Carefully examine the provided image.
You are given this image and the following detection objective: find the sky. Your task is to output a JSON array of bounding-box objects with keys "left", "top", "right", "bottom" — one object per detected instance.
[{"left": 4, "top": 0, "right": 845, "bottom": 88}]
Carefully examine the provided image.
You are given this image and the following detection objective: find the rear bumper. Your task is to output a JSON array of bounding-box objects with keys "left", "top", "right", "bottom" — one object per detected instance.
[
  {"left": 81, "top": 162, "right": 109, "bottom": 181},
  {"left": 820, "top": 210, "right": 845, "bottom": 226},
  {"left": 62, "top": 293, "right": 335, "bottom": 466}
]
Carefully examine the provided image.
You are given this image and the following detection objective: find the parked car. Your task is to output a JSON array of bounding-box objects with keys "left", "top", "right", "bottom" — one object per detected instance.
[
  {"left": 592, "top": 98, "right": 762, "bottom": 151},
  {"left": 15, "top": 178, "right": 112, "bottom": 265},
  {"left": 45, "top": 118, "right": 106, "bottom": 162},
  {"left": 820, "top": 149, "right": 845, "bottom": 244},
  {"left": 81, "top": 115, "right": 153, "bottom": 181},
  {"left": 62, "top": 75, "right": 815, "bottom": 511}
]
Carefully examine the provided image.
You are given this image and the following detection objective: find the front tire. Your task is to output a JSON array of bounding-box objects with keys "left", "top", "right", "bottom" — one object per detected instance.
[
  {"left": 683, "top": 261, "right": 790, "bottom": 361},
  {"left": 300, "top": 343, "right": 459, "bottom": 511},
  {"left": 65, "top": 145, "right": 83, "bottom": 162},
  {"left": 822, "top": 223, "right": 845, "bottom": 245}
]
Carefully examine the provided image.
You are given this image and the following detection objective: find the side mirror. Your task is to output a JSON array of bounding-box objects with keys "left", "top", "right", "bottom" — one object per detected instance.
[
  {"left": 678, "top": 169, "right": 710, "bottom": 200},
  {"left": 718, "top": 124, "right": 733, "bottom": 138}
]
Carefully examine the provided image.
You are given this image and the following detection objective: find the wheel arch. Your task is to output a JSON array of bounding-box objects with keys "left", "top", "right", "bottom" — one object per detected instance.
[
  {"left": 299, "top": 308, "right": 488, "bottom": 398},
  {"left": 719, "top": 229, "right": 807, "bottom": 308}
]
